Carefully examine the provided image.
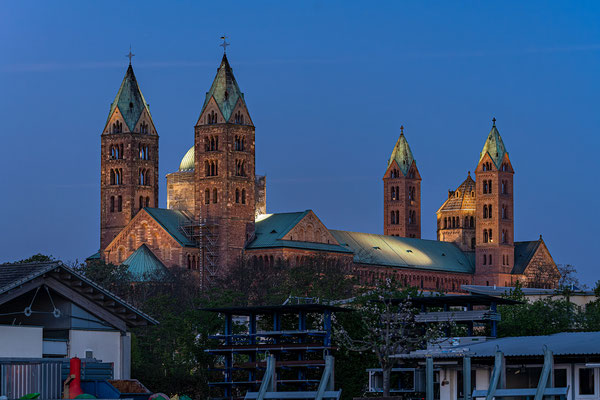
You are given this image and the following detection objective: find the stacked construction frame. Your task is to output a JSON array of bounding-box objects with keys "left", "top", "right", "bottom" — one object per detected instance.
[
  {"left": 204, "top": 304, "right": 349, "bottom": 400},
  {"left": 179, "top": 215, "right": 219, "bottom": 287}
]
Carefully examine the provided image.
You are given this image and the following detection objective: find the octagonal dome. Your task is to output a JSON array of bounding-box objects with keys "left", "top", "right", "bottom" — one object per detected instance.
[{"left": 179, "top": 146, "right": 194, "bottom": 171}]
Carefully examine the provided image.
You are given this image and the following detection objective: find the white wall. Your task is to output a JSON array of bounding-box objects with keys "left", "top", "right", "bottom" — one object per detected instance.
[
  {"left": 0, "top": 325, "right": 43, "bottom": 358},
  {"left": 69, "top": 330, "right": 122, "bottom": 379}
]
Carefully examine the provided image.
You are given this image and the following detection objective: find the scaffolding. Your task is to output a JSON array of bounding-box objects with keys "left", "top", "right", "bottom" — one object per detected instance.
[{"left": 179, "top": 212, "right": 220, "bottom": 287}]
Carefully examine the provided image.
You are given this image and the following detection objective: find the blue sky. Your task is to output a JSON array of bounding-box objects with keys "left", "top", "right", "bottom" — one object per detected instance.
[{"left": 1, "top": 1, "right": 598, "bottom": 285}]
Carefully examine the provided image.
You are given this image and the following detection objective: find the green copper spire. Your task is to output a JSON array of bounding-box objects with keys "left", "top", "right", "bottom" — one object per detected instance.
[
  {"left": 105, "top": 64, "right": 152, "bottom": 132},
  {"left": 479, "top": 118, "right": 507, "bottom": 169},
  {"left": 200, "top": 54, "right": 246, "bottom": 123},
  {"left": 388, "top": 126, "right": 415, "bottom": 176}
]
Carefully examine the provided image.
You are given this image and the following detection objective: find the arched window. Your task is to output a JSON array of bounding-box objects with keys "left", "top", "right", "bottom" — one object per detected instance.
[
  {"left": 471, "top": 237, "right": 475, "bottom": 249},
  {"left": 464, "top": 216, "right": 469, "bottom": 227},
  {"left": 395, "top": 210, "right": 399, "bottom": 224},
  {"left": 141, "top": 121, "right": 149, "bottom": 134},
  {"left": 205, "top": 161, "right": 210, "bottom": 176},
  {"left": 484, "top": 229, "right": 488, "bottom": 243},
  {"left": 391, "top": 186, "right": 396, "bottom": 200},
  {"left": 483, "top": 181, "right": 488, "bottom": 194},
  {"left": 205, "top": 189, "right": 210, "bottom": 204},
  {"left": 488, "top": 180, "right": 493, "bottom": 194},
  {"left": 502, "top": 205, "right": 506, "bottom": 219},
  {"left": 489, "top": 229, "right": 493, "bottom": 242},
  {"left": 502, "top": 230, "right": 507, "bottom": 243},
  {"left": 235, "top": 189, "right": 240, "bottom": 203},
  {"left": 488, "top": 204, "right": 492, "bottom": 217},
  {"left": 187, "top": 254, "right": 191, "bottom": 270},
  {"left": 444, "top": 217, "right": 447, "bottom": 228},
  {"left": 110, "top": 169, "right": 115, "bottom": 185},
  {"left": 470, "top": 216, "right": 474, "bottom": 227},
  {"left": 145, "top": 196, "right": 150, "bottom": 207},
  {"left": 139, "top": 196, "right": 144, "bottom": 210},
  {"left": 242, "top": 189, "right": 246, "bottom": 204},
  {"left": 391, "top": 211, "right": 395, "bottom": 225},
  {"left": 213, "top": 188, "right": 218, "bottom": 203},
  {"left": 110, "top": 196, "right": 115, "bottom": 212},
  {"left": 483, "top": 254, "right": 487, "bottom": 265},
  {"left": 118, "top": 195, "right": 122, "bottom": 212},
  {"left": 488, "top": 254, "right": 492, "bottom": 265},
  {"left": 483, "top": 205, "right": 488, "bottom": 219}
]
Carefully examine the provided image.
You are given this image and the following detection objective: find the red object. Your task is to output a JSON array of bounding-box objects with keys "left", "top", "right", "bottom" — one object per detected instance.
[{"left": 69, "top": 357, "right": 84, "bottom": 398}]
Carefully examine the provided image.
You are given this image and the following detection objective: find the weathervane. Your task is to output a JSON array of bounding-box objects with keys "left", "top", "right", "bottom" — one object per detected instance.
[
  {"left": 220, "top": 35, "right": 230, "bottom": 54},
  {"left": 126, "top": 45, "right": 135, "bottom": 65}
]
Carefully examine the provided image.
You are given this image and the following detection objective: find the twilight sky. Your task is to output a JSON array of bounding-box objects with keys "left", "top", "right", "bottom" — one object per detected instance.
[{"left": 1, "top": 1, "right": 598, "bottom": 285}]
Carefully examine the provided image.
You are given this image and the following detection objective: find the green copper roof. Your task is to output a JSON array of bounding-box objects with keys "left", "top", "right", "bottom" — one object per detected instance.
[
  {"left": 388, "top": 133, "right": 415, "bottom": 176},
  {"left": 122, "top": 244, "right": 170, "bottom": 282},
  {"left": 479, "top": 122, "right": 507, "bottom": 169},
  {"left": 106, "top": 64, "right": 152, "bottom": 132},
  {"left": 200, "top": 54, "right": 246, "bottom": 122},
  {"left": 329, "top": 230, "right": 475, "bottom": 274},
  {"left": 246, "top": 212, "right": 352, "bottom": 253},
  {"left": 144, "top": 208, "right": 195, "bottom": 247},
  {"left": 179, "top": 146, "right": 195, "bottom": 171}
]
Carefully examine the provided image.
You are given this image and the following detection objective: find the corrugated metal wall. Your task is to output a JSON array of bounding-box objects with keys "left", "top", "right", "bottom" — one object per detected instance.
[{"left": 0, "top": 362, "right": 62, "bottom": 400}]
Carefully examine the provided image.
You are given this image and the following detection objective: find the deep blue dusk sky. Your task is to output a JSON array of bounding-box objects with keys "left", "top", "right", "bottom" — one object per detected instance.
[{"left": 1, "top": 1, "right": 598, "bottom": 285}]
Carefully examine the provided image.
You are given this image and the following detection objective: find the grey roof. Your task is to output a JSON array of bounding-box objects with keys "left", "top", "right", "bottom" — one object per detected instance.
[
  {"left": 462, "top": 285, "right": 595, "bottom": 297},
  {"left": 0, "top": 261, "right": 158, "bottom": 326},
  {"left": 330, "top": 230, "right": 475, "bottom": 274},
  {"left": 394, "top": 332, "right": 600, "bottom": 359},
  {"left": 513, "top": 240, "right": 542, "bottom": 274}
]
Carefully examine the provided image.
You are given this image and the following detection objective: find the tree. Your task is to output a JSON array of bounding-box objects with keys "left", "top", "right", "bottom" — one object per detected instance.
[
  {"left": 5, "top": 253, "right": 54, "bottom": 264},
  {"left": 557, "top": 264, "right": 581, "bottom": 289},
  {"left": 335, "top": 282, "right": 442, "bottom": 397}
]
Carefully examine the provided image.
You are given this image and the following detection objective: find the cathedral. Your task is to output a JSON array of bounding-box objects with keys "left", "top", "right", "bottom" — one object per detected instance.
[{"left": 91, "top": 51, "right": 559, "bottom": 290}]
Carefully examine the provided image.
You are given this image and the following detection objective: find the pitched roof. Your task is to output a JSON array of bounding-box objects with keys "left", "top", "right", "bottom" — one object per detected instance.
[
  {"left": 0, "top": 261, "right": 157, "bottom": 326},
  {"left": 246, "top": 212, "right": 352, "bottom": 253},
  {"left": 200, "top": 54, "right": 247, "bottom": 123},
  {"left": 105, "top": 64, "right": 153, "bottom": 132},
  {"left": 122, "top": 244, "right": 170, "bottom": 282},
  {"left": 144, "top": 208, "right": 195, "bottom": 247},
  {"left": 329, "top": 230, "right": 475, "bottom": 274},
  {"left": 437, "top": 173, "right": 477, "bottom": 213},
  {"left": 388, "top": 132, "right": 415, "bottom": 176},
  {"left": 394, "top": 331, "right": 600, "bottom": 359},
  {"left": 479, "top": 122, "right": 508, "bottom": 169},
  {"left": 512, "top": 239, "right": 542, "bottom": 274}
]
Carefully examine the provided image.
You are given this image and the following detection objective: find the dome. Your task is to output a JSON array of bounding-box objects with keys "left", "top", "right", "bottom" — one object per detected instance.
[{"left": 179, "top": 147, "right": 195, "bottom": 171}]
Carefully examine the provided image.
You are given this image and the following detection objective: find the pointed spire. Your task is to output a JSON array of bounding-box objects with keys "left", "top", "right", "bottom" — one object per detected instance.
[
  {"left": 479, "top": 118, "right": 507, "bottom": 169},
  {"left": 105, "top": 64, "right": 153, "bottom": 132},
  {"left": 388, "top": 127, "right": 415, "bottom": 176},
  {"left": 199, "top": 54, "right": 247, "bottom": 123}
]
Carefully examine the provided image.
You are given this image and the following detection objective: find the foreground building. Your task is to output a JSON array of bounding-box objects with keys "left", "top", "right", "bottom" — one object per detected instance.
[{"left": 92, "top": 48, "right": 559, "bottom": 290}]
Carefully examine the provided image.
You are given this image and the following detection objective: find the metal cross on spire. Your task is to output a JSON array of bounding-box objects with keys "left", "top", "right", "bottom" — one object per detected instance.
[
  {"left": 126, "top": 45, "right": 135, "bottom": 65},
  {"left": 492, "top": 117, "right": 496, "bottom": 127},
  {"left": 400, "top": 125, "right": 404, "bottom": 134},
  {"left": 220, "top": 35, "right": 230, "bottom": 54}
]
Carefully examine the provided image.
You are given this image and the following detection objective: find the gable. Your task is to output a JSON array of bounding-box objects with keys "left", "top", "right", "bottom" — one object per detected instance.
[
  {"left": 132, "top": 107, "right": 158, "bottom": 135},
  {"left": 228, "top": 97, "right": 254, "bottom": 126},
  {"left": 281, "top": 210, "right": 340, "bottom": 245},
  {"left": 196, "top": 96, "right": 225, "bottom": 126},
  {"left": 103, "top": 107, "right": 129, "bottom": 134},
  {"left": 520, "top": 240, "right": 559, "bottom": 277}
]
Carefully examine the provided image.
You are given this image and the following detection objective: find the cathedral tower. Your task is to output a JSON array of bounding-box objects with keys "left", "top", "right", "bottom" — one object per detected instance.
[
  {"left": 383, "top": 127, "right": 421, "bottom": 238},
  {"left": 194, "top": 54, "right": 255, "bottom": 271},
  {"left": 100, "top": 62, "right": 158, "bottom": 253},
  {"left": 437, "top": 172, "right": 476, "bottom": 252},
  {"left": 474, "top": 119, "right": 514, "bottom": 286}
]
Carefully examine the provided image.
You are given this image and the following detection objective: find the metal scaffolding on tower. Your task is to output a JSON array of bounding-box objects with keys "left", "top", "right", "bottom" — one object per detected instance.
[{"left": 179, "top": 212, "right": 220, "bottom": 287}]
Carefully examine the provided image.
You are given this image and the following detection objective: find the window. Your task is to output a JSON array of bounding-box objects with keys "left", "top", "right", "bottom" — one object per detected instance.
[
  {"left": 391, "top": 186, "right": 396, "bottom": 200},
  {"left": 110, "top": 169, "right": 115, "bottom": 185},
  {"left": 502, "top": 205, "right": 507, "bottom": 219},
  {"left": 502, "top": 230, "right": 507, "bottom": 243},
  {"left": 145, "top": 196, "right": 150, "bottom": 207},
  {"left": 471, "top": 237, "right": 475, "bottom": 249},
  {"left": 140, "top": 121, "right": 149, "bottom": 134},
  {"left": 242, "top": 189, "right": 246, "bottom": 204},
  {"left": 139, "top": 196, "right": 144, "bottom": 210},
  {"left": 484, "top": 229, "right": 488, "bottom": 243},
  {"left": 574, "top": 366, "right": 595, "bottom": 397},
  {"left": 205, "top": 189, "right": 210, "bottom": 204},
  {"left": 483, "top": 181, "right": 488, "bottom": 194},
  {"left": 213, "top": 188, "right": 218, "bottom": 203},
  {"left": 112, "top": 120, "right": 123, "bottom": 134},
  {"left": 483, "top": 205, "right": 488, "bottom": 218},
  {"left": 110, "top": 196, "right": 115, "bottom": 212},
  {"left": 207, "top": 111, "right": 218, "bottom": 124},
  {"left": 391, "top": 211, "right": 395, "bottom": 225},
  {"left": 235, "top": 160, "right": 246, "bottom": 176},
  {"left": 470, "top": 216, "right": 474, "bottom": 227},
  {"left": 118, "top": 195, "right": 122, "bottom": 212},
  {"left": 206, "top": 161, "right": 218, "bottom": 176},
  {"left": 395, "top": 210, "right": 399, "bottom": 225},
  {"left": 489, "top": 229, "right": 493, "bottom": 242},
  {"left": 488, "top": 180, "right": 493, "bottom": 194},
  {"left": 488, "top": 254, "right": 492, "bottom": 265},
  {"left": 488, "top": 204, "right": 492, "bottom": 217},
  {"left": 443, "top": 217, "right": 447, "bottom": 229},
  {"left": 235, "top": 189, "right": 240, "bottom": 203}
]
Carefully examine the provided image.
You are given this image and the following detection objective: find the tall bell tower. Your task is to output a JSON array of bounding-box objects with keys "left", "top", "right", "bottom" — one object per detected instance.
[
  {"left": 474, "top": 118, "right": 514, "bottom": 286},
  {"left": 100, "top": 58, "right": 158, "bottom": 253},
  {"left": 383, "top": 127, "right": 421, "bottom": 238},
  {"left": 194, "top": 52, "right": 256, "bottom": 271}
]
